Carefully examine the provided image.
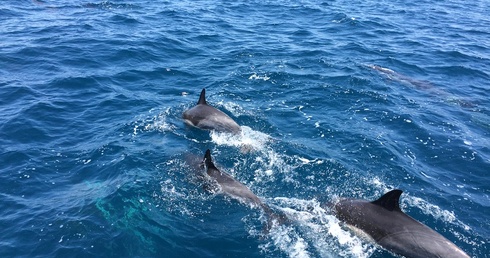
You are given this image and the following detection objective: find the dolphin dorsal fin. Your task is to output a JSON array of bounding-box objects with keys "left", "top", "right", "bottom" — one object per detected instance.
[
  {"left": 371, "top": 189, "right": 403, "bottom": 212},
  {"left": 197, "top": 88, "right": 207, "bottom": 105},
  {"left": 203, "top": 149, "right": 217, "bottom": 170}
]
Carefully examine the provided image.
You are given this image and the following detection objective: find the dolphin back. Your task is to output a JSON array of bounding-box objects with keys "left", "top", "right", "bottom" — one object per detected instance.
[
  {"left": 182, "top": 88, "right": 241, "bottom": 134},
  {"left": 203, "top": 149, "right": 217, "bottom": 170},
  {"left": 200, "top": 149, "right": 289, "bottom": 234},
  {"left": 378, "top": 230, "right": 471, "bottom": 258},
  {"left": 371, "top": 189, "right": 402, "bottom": 212},
  {"left": 334, "top": 190, "right": 470, "bottom": 258},
  {"left": 197, "top": 88, "right": 207, "bottom": 105}
]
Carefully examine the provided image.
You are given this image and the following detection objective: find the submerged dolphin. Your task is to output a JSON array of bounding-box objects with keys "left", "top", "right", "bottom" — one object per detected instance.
[
  {"left": 183, "top": 89, "right": 241, "bottom": 134},
  {"left": 368, "top": 65, "right": 433, "bottom": 90},
  {"left": 368, "top": 64, "right": 475, "bottom": 108},
  {"left": 333, "top": 189, "right": 470, "bottom": 258},
  {"left": 202, "top": 149, "right": 285, "bottom": 229}
]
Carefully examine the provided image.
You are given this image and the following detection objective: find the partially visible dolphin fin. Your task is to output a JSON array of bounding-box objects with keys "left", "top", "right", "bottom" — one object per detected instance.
[
  {"left": 371, "top": 189, "right": 403, "bottom": 212},
  {"left": 203, "top": 149, "right": 217, "bottom": 169},
  {"left": 198, "top": 88, "right": 207, "bottom": 105}
]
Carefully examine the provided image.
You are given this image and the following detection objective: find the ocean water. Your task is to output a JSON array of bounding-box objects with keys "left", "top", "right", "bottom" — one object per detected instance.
[{"left": 1, "top": 0, "right": 489, "bottom": 257}]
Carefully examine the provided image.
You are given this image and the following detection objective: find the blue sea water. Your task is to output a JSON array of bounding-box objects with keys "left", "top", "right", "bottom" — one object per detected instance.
[{"left": 1, "top": 0, "right": 489, "bottom": 257}]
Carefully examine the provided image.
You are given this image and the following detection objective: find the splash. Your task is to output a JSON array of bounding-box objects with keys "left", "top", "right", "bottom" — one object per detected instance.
[
  {"left": 266, "top": 224, "right": 312, "bottom": 258},
  {"left": 249, "top": 73, "right": 271, "bottom": 81},
  {"left": 131, "top": 107, "right": 175, "bottom": 136},
  {"left": 210, "top": 126, "right": 301, "bottom": 186},
  {"left": 406, "top": 196, "right": 471, "bottom": 231},
  {"left": 271, "top": 197, "right": 375, "bottom": 258},
  {"left": 216, "top": 100, "right": 254, "bottom": 117},
  {"left": 210, "top": 126, "right": 271, "bottom": 152}
]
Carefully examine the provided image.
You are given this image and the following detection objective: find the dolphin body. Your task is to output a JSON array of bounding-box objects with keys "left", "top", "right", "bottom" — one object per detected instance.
[
  {"left": 368, "top": 65, "right": 475, "bottom": 108},
  {"left": 368, "top": 65, "right": 433, "bottom": 90},
  {"left": 202, "top": 149, "right": 285, "bottom": 229},
  {"left": 333, "top": 190, "right": 470, "bottom": 258},
  {"left": 203, "top": 149, "right": 270, "bottom": 209},
  {"left": 183, "top": 89, "right": 241, "bottom": 134}
]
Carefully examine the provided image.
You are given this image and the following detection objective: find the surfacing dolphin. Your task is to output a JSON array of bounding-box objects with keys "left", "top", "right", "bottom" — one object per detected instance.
[
  {"left": 202, "top": 149, "right": 285, "bottom": 230},
  {"left": 333, "top": 189, "right": 470, "bottom": 258},
  {"left": 183, "top": 88, "right": 241, "bottom": 134}
]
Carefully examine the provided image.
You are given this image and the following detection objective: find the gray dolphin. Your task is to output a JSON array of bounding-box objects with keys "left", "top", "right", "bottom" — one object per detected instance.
[
  {"left": 333, "top": 189, "right": 470, "bottom": 258},
  {"left": 368, "top": 65, "right": 433, "bottom": 90},
  {"left": 183, "top": 89, "right": 241, "bottom": 134},
  {"left": 202, "top": 149, "right": 286, "bottom": 230},
  {"left": 203, "top": 149, "right": 269, "bottom": 208},
  {"left": 367, "top": 64, "right": 475, "bottom": 108}
]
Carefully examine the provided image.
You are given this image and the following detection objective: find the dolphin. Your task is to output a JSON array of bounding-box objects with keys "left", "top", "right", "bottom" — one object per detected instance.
[
  {"left": 368, "top": 65, "right": 433, "bottom": 90},
  {"left": 333, "top": 189, "right": 470, "bottom": 258},
  {"left": 367, "top": 64, "right": 475, "bottom": 108},
  {"left": 202, "top": 149, "right": 285, "bottom": 230},
  {"left": 183, "top": 89, "right": 241, "bottom": 134}
]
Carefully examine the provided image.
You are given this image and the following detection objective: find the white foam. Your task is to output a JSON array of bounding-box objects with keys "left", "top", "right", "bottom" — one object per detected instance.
[
  {"left": 249, "top": 73, "right": 270, "bottom": 81},
  {"left": 264, "top": 224, "right": 311, "bottom": 258},
  {"left": 211, "top": 126, "right": 298, "bottom": 184},
  {"left": 132, "top": 107, "right": 174, "bottom": 136},
  {"left": 405, "top": 196, "right": 471, "bottom": 231},
  {"left": 215, "top": 100, "right": 252, "bottom": 117},
  {"left": 272, "top": 197, "right": 375, "bottom": 258},
  {"left": 210, "top": 126, "right": 270, "bottom": 152},
  {"left": 160, "top": 179, "right": 185, "bottom": 199}
]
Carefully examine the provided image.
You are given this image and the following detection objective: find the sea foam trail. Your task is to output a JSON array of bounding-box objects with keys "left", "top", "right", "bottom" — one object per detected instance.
[
  {"left": 210, "top": 126, "right": 271, "bottom": 152},
  {"left": 272, "top": 197, "right": 375, "bottom": 258}
]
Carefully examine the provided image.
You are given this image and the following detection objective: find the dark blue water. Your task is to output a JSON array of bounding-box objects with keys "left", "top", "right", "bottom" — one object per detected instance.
[{"left": 1, "top": 0, "right": 489, "bottom": 257}]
